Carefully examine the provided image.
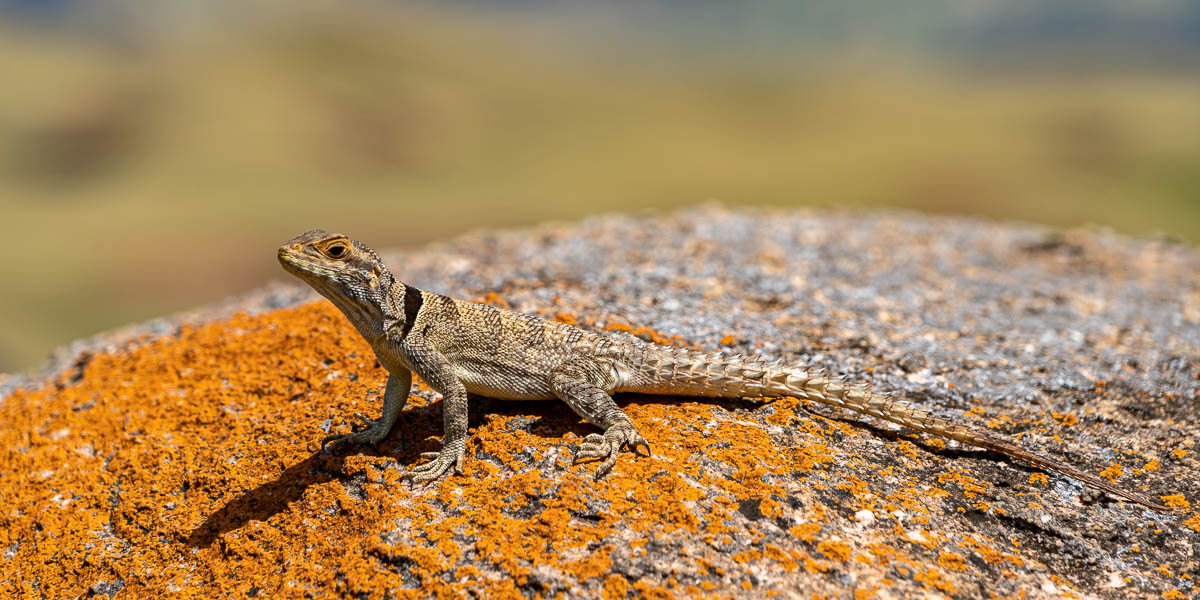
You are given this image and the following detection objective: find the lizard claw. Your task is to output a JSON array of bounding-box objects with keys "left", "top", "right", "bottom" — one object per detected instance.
[
  {"left": 320, "top": 414, "right": 391, "bottom": 452},
  {"left": 403, "top": 444, "right": 465, "bottom": 484},
  {"left": 574, "top": 424, "right": 652, "bottom": 480}
]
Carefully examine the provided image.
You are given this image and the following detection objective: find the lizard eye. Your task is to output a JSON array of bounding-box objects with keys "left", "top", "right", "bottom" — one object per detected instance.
[{"left": 325, "top": 242, "right": 348, "bottom": 259}]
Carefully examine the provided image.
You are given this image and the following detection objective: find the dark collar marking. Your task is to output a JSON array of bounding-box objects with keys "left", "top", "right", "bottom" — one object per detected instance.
[{"left": 400, "top": 284, "right": 423, "bottom": 338}]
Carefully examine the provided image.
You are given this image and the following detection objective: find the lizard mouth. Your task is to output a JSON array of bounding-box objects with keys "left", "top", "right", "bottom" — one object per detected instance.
[
  {"left": 277, "top": 247, "right": 299, "bottom": 268},
  {"left": 278, "top": 246, "right": 315, "bottom": 276},
  {"left": 278, "top": 246, "right": 339, "bottom": 282}
]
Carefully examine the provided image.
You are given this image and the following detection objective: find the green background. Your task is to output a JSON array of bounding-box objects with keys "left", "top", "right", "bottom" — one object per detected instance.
[{"left": 2, "top": 0, "right": 1198, "bottom": 373}]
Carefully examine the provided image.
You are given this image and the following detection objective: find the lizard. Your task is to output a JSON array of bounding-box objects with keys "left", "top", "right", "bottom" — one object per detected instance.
[{"left": 277, "top": 228, "right": 1169, "bottom": 512}]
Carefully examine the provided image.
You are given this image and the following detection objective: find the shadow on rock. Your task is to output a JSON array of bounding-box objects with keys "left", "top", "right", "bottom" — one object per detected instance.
[{"left": 183, "top": 450, "right": 346, "bottom": 548}]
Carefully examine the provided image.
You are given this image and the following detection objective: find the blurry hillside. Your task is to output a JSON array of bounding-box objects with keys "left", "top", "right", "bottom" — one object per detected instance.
[{"left": 1, "top": 0, "right": 1199, "bottom": 373}]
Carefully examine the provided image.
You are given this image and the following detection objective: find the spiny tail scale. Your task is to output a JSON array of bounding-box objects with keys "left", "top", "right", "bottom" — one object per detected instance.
[{"left": 632, "top": 346, "right": 1169, "bottom": 512}]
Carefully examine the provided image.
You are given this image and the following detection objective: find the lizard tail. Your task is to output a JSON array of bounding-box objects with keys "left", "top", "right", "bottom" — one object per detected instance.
[{"left": 632, "top": 347, "right": 1169, "bottom": 512}]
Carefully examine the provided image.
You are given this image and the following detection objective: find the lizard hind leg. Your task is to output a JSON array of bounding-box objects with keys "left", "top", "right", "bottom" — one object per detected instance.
[{"left": 551, "top": 361, "right": 651, "bottom": 480}]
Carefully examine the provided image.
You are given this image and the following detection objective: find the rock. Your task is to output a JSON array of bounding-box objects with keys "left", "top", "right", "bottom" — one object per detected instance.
[{"left": 1, "top": 207, "right": 1196, "bottom": 599}]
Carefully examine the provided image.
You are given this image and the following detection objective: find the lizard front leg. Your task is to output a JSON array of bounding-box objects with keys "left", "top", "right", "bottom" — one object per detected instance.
[
  {"left": 322, "top": 368, "right": 413, "bottom": 450},
  {"left": 398, "top": 333, "right": 469, "bottom": 483},
  {"left": 551, "top": 359, "right": 651, "bottom": 480}
]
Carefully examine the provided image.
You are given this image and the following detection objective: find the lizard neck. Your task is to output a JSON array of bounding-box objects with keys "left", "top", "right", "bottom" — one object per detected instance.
[
  {"left": 371, "top": 279, "right": 424, "bottom": 346},
  {"left": 310, "top": 266, "right": 403, "bottom": 346},
  {"left": 322, "top": 285, "right": 385, "bottom": 344}
]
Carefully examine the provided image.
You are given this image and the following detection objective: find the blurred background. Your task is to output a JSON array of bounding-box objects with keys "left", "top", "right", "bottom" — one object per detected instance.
[{"left": 1, "top": 0, "right": 1198, "bottom": 373}]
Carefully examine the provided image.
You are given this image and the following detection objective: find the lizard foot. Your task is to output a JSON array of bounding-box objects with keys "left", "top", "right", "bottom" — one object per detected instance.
[
  {"left": 574, "top": 423, "right": 652, "bottom": 480},
  {"left": 320, "top": 412, "right": 391, "bottom": 452},
  {"left": 403, "top": 445, "right": 465, "bottom": 484}
]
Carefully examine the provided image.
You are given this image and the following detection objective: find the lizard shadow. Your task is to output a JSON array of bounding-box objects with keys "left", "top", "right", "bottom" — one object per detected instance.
[
  {"left": 807, "top": 407, "right": 1048, "bottom": 472},
  {"left": 623, "top": 393, "right": 1053, "bottom": 476},
  {"left": 488, "top": 392, "right": 1047, "bottom": 482},
  {"left": 184, "top": 395, "right": 599, "bottom": 548},
  {"left": 184, "top": 402, "right": 453, "bottom": 549},
  {"left": 184, "top": 449, "right": 345, "bottom": 548},
  {"left": 184, "top": 394, "right": 1058, "bottom": 548},
  {"left": 500, "top": 393, "right": 766, "bottom": 442}
]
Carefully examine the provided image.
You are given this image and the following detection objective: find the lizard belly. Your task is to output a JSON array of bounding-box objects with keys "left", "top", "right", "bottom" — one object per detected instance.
[{"left": 455, "top": 366, "right": 555, "bottom": 400}]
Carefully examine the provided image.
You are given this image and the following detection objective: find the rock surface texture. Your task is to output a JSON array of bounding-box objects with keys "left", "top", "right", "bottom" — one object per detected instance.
[{"left": 1, "top": 207, "right": 1197, "bottom": 599}]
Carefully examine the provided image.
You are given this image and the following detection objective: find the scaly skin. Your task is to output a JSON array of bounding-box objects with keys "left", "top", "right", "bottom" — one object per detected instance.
[{"left": 278, "top": 229, "right": 1169, "bottom": 512}]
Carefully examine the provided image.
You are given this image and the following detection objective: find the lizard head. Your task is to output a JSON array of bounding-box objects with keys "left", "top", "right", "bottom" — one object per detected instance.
[{"left": 278, "top": 229, "right": 396, "bottom": 327}]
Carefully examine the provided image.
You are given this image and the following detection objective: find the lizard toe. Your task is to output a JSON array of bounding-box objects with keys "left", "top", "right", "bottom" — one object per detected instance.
[
  {"left": 592, "top": 453, "right": 619, "bottom": 480},
  {"left": 573, "top": 433, "right": 613, "bottom": 463},
  {"left": 577, "top": 423, "right": 649, "bottom": 479},
  {"left": 575, "top": 442, "right": 613, "bottom": 462},
  {"left": 403, "top": 464, "right": 443, "bottom": 483},
  {"left": 403, "top": 445, "right": 465, "bottom": 483},
  {"left": 630, "top": 435, "right": 652, "bottom": 457},
  {"left": 320, "top": 414, "right": 392, "bottom": 452},
  {"left": 320, "top": 431, "right": 360, "bottom": 452},
  {"left": 320, "top": 434, "right": 342, "bottom": 452}
]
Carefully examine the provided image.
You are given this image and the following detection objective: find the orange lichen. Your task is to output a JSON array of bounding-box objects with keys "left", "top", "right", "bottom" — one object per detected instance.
[
  {"left": 896, "top": 440, "right": 922, "bottom": 460},
  {"left": 632, "top": 581, "right": 674, "bottom": 599},
  {"left": 719, "top": 334, "right": 736, "bottom": 346},
  {"left": 554, "top": 312, "right": 579, "bottom": 326},
  {"left": 864, "top": 543, "right": 897, "bottom": 567},
  {"left": 799, "top": 552, "right": 829, "bottom": 574},
  {"left": 477, "top": 292, "right": 511, "bottom": 309},
  {"left": 1051, "top": 412, "right": 1078, "bottom": 427},
  {"left": 1144, "top": 460, "right": 1160, "bottom": 472},
  {"left": 1183, "top": 513, "right": 1200, "bottom": 533},
  {"left": 936, "top": 551, "right": 967, "bottom": 572},
  {"left": 816, "top": 540, "right": 852, "bottom": 562},
  {"left": 790, "top": 522, "right": 822, "bottom": 543},
  {"left": 602, "top": 574, "right": 629, "bottom": 599},
  {"left": 1049, "top": 574, "right": 1083, "bottom": 598},
  {"left": 913, "top": 567, "right": 957, "bottom": 594},
  {"left": 1, "top": 300, "right": 1176, "bottom": 598},
  {"left": 836, "top": 476, "right": 871, "bottom": 505},
  {"left": 956, "top": 534, "right": 1025, "bottom": 568},
  {"left": 937, "top": 471, "right": 989, "bottom": 499},
  {"left": 0, "top": 302, "right": 873, "bottom": 597},
  {"left": 853, "top": 586, "right": 878, "bottom": 600},
  {"left": 1172, "top": 449, "right": 1189, "bottom": 460},
  {"left": 604, "top": 320, "right": 688, "bottom": 347},
  {"left": 972, "top": 501, "right": 1005, "bottom": 516},
  {"left": 1099, "top": 462, "right": 1124, "bottom": 483},
  {"left": 1160, "top": 495, "right": 1190, "bottom": 510},
  {"left": 1028, "top": 473, "right": 1049, "bottom": 486},
  {"left": 1163, "top": 590, "right": 1186, "bottom": 599}
]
